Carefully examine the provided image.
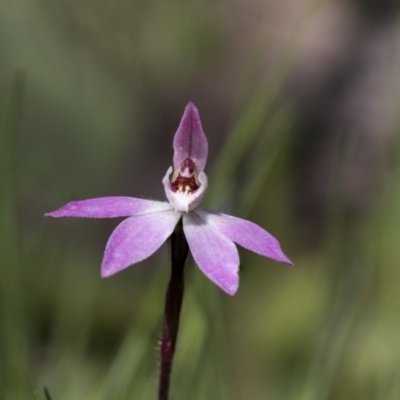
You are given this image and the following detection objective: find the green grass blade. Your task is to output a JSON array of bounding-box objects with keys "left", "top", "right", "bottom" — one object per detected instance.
[{"left": 0, "top": 71, "right": 33, "bottom": 398}]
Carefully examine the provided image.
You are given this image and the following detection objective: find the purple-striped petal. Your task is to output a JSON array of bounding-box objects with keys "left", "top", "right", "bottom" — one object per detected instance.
[
  {"left": 101, "top": 210, "right": 181, "bottom": 277},
  {"left": 173, "top": 102, "right": 208, "bottom": 171},
  {"left": 196, "top": 210, "right": 293, "bottom": 265},
  {"left": 45, "top": 197, "right": 173, "bottom": 218},
  {"left": 183, "top": 212, "right": 239, "bottom": 296}
]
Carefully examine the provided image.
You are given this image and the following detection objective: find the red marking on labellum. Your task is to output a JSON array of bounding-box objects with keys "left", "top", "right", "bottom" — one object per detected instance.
[
  {"left": 170, "top": 176, "right": 199, "bottom": 193},
  {"left": 171, "top": 158, "right": 199, "bottom": 193}
]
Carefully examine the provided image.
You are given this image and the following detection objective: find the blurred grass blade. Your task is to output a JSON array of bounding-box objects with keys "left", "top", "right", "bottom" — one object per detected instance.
[
  {"left": 0, "top": 72, "right": 33, "bottom": 397},
  {"left": 298, "top": 133, "right": 368, "bottom": 400},
  {"left": 44, "top": 387, "right": 53, "bottom": 400},
  {"left": 208, "top": 0, "right": 324, "bottom": 209},
  {"left": 189, "top": 272, "right": 236, "bottom": 400},
  {"left": 97, "top": 273, "right": 165, "bottom": 400},
  {"left": 238, "top": 107, "right": 294, "bottom": 216}
]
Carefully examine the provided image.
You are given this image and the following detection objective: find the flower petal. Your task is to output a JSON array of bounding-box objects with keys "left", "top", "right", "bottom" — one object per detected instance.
[
  {"left": 45, "top": 197, "right": 173, "bottom": 218},
  {"left": 183, "top": 212, "right": 239, "bottom": 295},
  {"left": 101, "top": 210, "right": 181, "bottom": 277},
  {"left": 173, "top": 102, "right": 208, "bottom": 171},
  {"left": 196, "top": 210, "right": 293, "bottom": 265}
]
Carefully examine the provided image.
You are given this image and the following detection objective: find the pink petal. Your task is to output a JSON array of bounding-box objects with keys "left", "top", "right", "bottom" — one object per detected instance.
[
  {"left": 183, "top": 212, "right": 239, "bottom": 296},
  {"left": 196, "top": 210, "right": 293, "bottom": 265},
  {"left": 45, "top": 197, "right": 173, "bottom": 218},
  {"left": 173, "top": 102, "right": 208, "bottom": 171},
  {"left": 101, "top": 210, "right": 181, "bottom": 277}
]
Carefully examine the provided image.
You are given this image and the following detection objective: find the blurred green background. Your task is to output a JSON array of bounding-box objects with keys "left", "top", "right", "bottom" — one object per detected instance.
[{"left": 1, "top": 0, "right": 400, "bottom": 399}]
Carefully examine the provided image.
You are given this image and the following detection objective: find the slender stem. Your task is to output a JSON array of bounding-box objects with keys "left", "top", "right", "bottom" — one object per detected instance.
[{"left": 158, "top": 219, "right": 188, "bottom": 400}]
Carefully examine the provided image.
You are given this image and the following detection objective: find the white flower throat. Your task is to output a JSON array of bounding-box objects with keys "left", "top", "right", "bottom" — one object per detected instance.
[{"left": 163, "top": 157, "right": 208, "bottom": 213}]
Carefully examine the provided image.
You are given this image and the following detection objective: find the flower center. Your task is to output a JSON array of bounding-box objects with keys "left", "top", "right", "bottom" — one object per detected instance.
[{"left": 170, "top": 158, "right": 199, "bottom": 194}]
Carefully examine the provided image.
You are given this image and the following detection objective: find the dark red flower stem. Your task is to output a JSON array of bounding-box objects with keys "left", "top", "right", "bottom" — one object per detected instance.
[{"left": 158, "top": 219, "right": 188, "bottom": 400}]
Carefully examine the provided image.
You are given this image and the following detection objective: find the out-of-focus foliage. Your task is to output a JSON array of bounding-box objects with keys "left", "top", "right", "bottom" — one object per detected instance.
[{"left": 1, "top": 0, "right": 400, "bottom": 399}]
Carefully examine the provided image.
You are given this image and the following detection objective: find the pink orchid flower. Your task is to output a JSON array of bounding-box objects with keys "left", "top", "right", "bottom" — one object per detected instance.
[{"left": 46, "top": 102, "right": 292, "bottom": 295}]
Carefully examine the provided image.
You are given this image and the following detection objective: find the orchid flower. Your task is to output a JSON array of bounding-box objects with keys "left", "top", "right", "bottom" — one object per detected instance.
[{"left": 46, "top": 102, "right": 292, "bottom": 295}]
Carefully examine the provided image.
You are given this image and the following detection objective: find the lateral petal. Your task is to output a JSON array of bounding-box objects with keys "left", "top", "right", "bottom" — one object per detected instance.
[
  {"left": 101, "top": 210, "right": 181, "bottom": 277},
  {"left": 196, "top": 210, "right": 293, "bottom": 265},
  {"left": 45, "top": 197, "right": 173, "bottom": 218},
  {"left": 183, "top": 212, "right": 239, "bottom": 295},
  {"left": 173, "top": 102, "right": 208, "bottom": 171}
]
